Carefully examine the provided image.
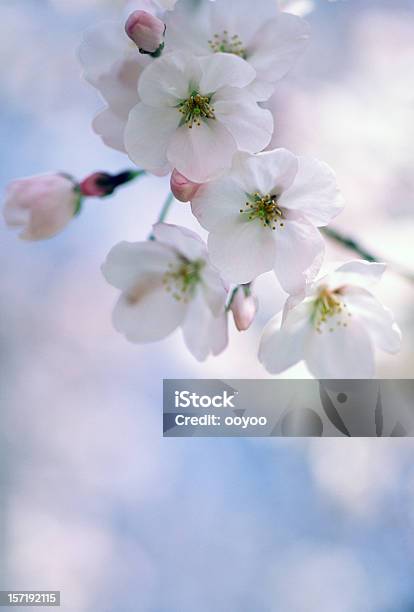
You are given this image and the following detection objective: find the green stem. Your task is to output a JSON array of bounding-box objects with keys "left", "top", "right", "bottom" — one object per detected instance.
[
  {"left": 322, "top": 227, "right": 414, "bottom": 283},
  {"left": 148, "top": 192, "right": 175, "bottom": 240}
]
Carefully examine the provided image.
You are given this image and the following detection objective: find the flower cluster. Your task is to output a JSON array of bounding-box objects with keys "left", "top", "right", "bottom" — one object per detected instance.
[{"left": 2, "top": 0, "right": 401, "bottom": 377}]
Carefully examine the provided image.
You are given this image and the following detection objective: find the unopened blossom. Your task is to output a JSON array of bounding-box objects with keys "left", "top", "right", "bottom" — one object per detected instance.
[
  {"left": 164, "top": 0, "right": 310, "bottom": 101},
  {"left": 170, "top": 169, "right": 200, "bottom": 202},
  {"left": 3, "top": 174, "right": 80, "bottom": 241},
  {"left": 125, "top": 51, "right": 273, "bottom": 182},
  {"left": 191, "top": 149, "right": 344, "bottom": 293},
  {"left": 259, "top": 260, "right": 402, "bottom": 378},
  {"left": 102, "top": 223, "right": 228, "bottom": 361},
  {"left": 125, "top": 10, "right": 165, "bottom": 55},
  {"left": 79, "top": 20, "right": 149, "bottom": 152},
  {"left": 230, "top": 285, "right": 258, "bottom": 331}
]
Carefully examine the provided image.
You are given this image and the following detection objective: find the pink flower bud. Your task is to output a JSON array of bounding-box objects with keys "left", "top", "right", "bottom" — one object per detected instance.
[
  {"left": 80, "top": 172, "right": 109, "bottom": 197},
  {"left": 3, "top": 174, "right": 79, "bottom": 241},
  {"left": 125, "top": 10, "right": 165, "bottom": 54},
  {"left": 170, "top": 169, "right": 200, "bottom": 202},
  {"left": 230, "top": 286, "right": 258, "bottom": 332}
]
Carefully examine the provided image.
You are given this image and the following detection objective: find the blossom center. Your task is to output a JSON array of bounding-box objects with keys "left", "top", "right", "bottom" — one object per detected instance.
[
  {"left": 178, "top": 91, "right": 215, "bottom": 128},
  {"left": 163, "top": 258, "right": 205, "bottom": 302},
  {"left": 208, "top": 31, "right": 247, "bottom": 59},
  {"left": 311, "top": 286, "right": 352, "bottom": 334},
  {"left": 240, "top": 192, "right": 285, "bottom": 230}
]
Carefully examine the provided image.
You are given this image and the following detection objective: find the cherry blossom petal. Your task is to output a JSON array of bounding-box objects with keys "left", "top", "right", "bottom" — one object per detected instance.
[
  {"left": 210, "top": 0, "right": 278, "bottom": 45},
  {"left": 213, "top": 88, "right": 274, "bottom": 153},
  {"left": 200, "top": 264, "right": 228, "bottom": 316},
  {"left": 248, "top": 13, "right": 310, "bottom": 99},
  {"left": 191, "top": 176, "right": 245, "bottom": 230},
  {"left": 199, "top": 53, "right": 256, "bottom": 93},
  {"left": 305, "top": 316, "right": 376, "bottom": 379},
  {"left": 208, "top": 218, "right": 276, "bottom": 284},
  {"left": 78, "top": 21, "right": 129, "bottom": 85},
  {"left": 181, "top": 289, "right": 228, "bottom": 361},
  {"left": 152, "top": 223, "right": 207, "bottom": 260},
  {"left": 138, "top": 52, "right": 201, "bottom": 107},
  {"left": 230, "top": 149, "right": 298, "bottom": 195},
  {"left": 259, "top": 302, "right": 311, "bottom": 373},
  {"left": 113, "top": 283, "right": 188, "bottom": 343},
  {"left": 274, "top": 212, "right": 325, "bottom": 295},
  {"left": 102, "top": 240, "right": 175, "bottom": 291},
  {"left": 125, "top": 103, "right": 179, "bottom": 174},
  {"left": 344, "top": 288, "right": 402, "bottom": 355},
  {"left": 93, "top": 109, "right": 127, "bottom": 152},
  {"left": 168, "top": 120, "right": 237, "bottom": 183},
  {"left": 279, "top": 156, "right": 344, "bottom": 226},
  {"left": 329, "top": 260, "right": 387, "bottom": 289}
]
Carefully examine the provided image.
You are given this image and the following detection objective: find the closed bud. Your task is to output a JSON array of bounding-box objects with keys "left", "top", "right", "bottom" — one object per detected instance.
[
  {"left": 170, "top": 169, "right": 200, "bottom": 202},
  {"left": 79, "top": 172, "right": 109, "bottom": 197},
  {"left": 3, "top": 174, "right": 80, "bottom": 241},
  {"left": 230, "top": 285, "right": 258, "bottom": 332},
  {"left": 125, "top": 10, "right": 165, "bottom": 55}
]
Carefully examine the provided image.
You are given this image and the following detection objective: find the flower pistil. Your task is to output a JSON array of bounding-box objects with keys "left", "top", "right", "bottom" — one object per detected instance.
[
  {"left": 311, "top": 286, "right": 352, "bottom": 334},
  {"left": 208, "top": 31, "right": 247, "bottom": 59},
  {"left": 163, "top": 257, "right": 205, "bottom": 302},
  {"left": 240, "top": 192, "right": 285, "bottom": 230},
  {"left": 178, "top": 92, "right": 215, "bottom": 128}
]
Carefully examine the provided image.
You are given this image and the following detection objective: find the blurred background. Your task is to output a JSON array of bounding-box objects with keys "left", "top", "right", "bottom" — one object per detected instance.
[{"left": 1, "top": 0, "right": 414, "bottom": 610}]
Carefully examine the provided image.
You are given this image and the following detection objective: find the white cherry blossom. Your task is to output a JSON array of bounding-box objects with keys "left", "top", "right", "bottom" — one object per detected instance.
[
  {"left": 101, "top": 223, "right": 228, "bottom": 361},
  {"left": 259, "top": 260, "right": 402, "bottom": 378},
  {"left": 191, "top": 149, "right": 344, "bottom": 293},
  {"left": 124, "top": 51, "right": 273, "bottom": 182},
  {"left": 79, "top": 20, "right": 149, "bottom": 153},
  {"left": 3, "top": 174, "right": 80, "bottom": 241},
  {"left": 164, "top": 0, "right": 310, "bottom": 101}
]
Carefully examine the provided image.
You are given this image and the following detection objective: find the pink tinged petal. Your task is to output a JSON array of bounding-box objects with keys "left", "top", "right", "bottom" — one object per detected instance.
[
  {"left": 138, "top": 51, "right": 201, "bottom": 107},
  {"left": 231, "top": 149, "right": 299, "bottom": 196},
  {"left": 274, "top": 212, "right": 325, "bottom": 295},
  {"left": 78, "top": 21, "right": 130, "bottom": 85},
  {"left": 124, "top": 103, "right": 179, "bottom": 174},
  {"left": 191, "top": 176, "right": 245, "bottom": 230},
  {"left": 304, "top": 316, "right": 376, "bottom": 379},
  {"left": 4, "top": 174, "right": 77, "bottom": 241},
  {"left": 125, "top": 10, "right": 165, "bottom": 54},
  {"left": 170, "top": 169, "right": 200, "bottom": 202},
  {"left": 93, "top": 108, "right": 127, "bottom": 153},
  {"left": 113, "top": 283, "right": 188, "bottom": 343},
  {"left": 213, "top": 87, "right": 273, "bottom": 154},
  {"left": 200, "top": 264, "right": 228, "bottom": 316},
  {"left": 248, "top": 13, "right": 310, "bottom": 97},
  {"left": 101, "top": 240, "right": 176, "bottom": 291},
  {"left": 279, "top": 156, "right": 344, "bottom": 227},
  {"left": 181, "top": 289, "right": 228, "bottom": 361},
  {"left": 152, "top": 223, "right": 207, "bottom": 261},
  {"left": 168, "top": 120, "right": 237, "bottom": 183},
  {"left": 259, "top": 301, "right": 311, "bottom": 374},
  {"left": 344, "top": 288, "right": 402, "bottom": 355},
  {"left": 95, "top": 58, "right": 142, "bottom": 117},
  {"left": 208, "top": 217, "right": 276, "bottom": 284},
  {"left": 198, "top": 53, "right": 256, "bottom": 93}
]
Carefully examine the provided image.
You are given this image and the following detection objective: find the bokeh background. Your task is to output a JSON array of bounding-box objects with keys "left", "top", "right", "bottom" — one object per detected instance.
[{"left": 1, "top": 0, "right": 414, "bottom": 609}]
